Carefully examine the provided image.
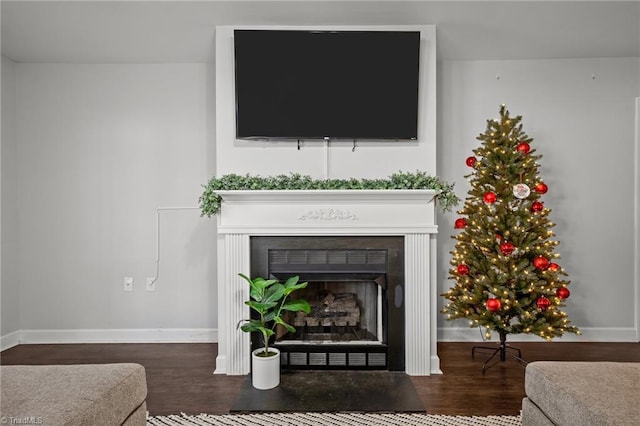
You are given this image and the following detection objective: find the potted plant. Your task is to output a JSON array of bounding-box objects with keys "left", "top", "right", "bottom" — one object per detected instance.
[{"left": 237, "top": 273, "right": 311, "bottom": 390}]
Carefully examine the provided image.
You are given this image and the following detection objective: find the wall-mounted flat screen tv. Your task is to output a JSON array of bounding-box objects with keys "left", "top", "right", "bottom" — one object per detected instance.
[{"left": 234, "top": 29, "right": 421, "bottom": 140}]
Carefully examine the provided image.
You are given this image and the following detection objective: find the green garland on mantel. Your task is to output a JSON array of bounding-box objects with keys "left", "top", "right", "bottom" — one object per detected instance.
[{"left": 199, "top": 170, "right": 459, "bottom": 217}]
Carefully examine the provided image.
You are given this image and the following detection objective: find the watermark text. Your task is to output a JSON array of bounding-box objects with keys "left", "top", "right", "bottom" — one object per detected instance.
[{"left": 1, "top": 416, "right": 44, "bottom": 425}]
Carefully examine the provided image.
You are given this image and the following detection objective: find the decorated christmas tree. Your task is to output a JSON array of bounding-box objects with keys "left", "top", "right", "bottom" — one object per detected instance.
[{"left": 442, "top": 105, "right": 580, "bottom": 357}]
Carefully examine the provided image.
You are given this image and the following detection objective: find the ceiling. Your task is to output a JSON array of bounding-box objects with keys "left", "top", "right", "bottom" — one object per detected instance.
[{"left": 1, "top": 1, "right": 639, "bottom": 63}]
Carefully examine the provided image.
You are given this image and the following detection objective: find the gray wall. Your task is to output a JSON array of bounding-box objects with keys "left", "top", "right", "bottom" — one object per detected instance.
[
  {"left": 438, "top": 57, "right": 640, "bottom": 341},
  {"left": 1, "top": 56, "right": 19, "bottom": 339},
  {"left": 2, "top": 63, "right": 218, "bottom": 346}
]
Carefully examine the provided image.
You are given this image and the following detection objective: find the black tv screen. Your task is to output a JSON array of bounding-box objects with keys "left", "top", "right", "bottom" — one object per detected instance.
[{"left": 234, "top": 30, "right": 420, "bottom": 140}]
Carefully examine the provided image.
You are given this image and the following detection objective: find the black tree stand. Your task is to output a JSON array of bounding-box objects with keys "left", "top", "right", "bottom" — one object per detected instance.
[{"left": 471, "top": 331, "right": 528, "bottom": 374}]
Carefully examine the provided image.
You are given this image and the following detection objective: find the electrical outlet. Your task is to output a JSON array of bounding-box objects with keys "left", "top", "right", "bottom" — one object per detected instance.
[
  {"left": 123, "top": 277, "right": 133, "bottom": 292},
  {"left": 146, "top": 277, "right": 156, "bottom": 292}
]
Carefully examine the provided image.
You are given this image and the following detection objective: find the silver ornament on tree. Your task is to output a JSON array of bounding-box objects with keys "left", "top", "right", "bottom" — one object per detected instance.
[{"left": 512, "top": 183, "right": 531, "bottom": 199}]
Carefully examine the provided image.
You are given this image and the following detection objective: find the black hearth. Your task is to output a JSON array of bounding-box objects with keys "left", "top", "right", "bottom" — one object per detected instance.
[{"left": 250, "top": 236, "right": 405, "bottom": 371}]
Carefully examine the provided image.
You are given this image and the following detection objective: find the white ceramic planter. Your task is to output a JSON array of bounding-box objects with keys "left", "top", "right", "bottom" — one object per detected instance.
[{"left": 251, "top": 347, "right": 280, "bottom": 390}]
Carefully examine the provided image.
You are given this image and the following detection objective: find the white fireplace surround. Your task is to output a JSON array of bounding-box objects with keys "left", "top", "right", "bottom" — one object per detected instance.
[{"left": 214, "top": 189, "right": 442, "bottom": 376}]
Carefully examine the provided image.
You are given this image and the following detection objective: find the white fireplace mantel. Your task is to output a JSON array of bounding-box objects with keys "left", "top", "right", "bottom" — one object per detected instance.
[{"left": 214, "top": 189, "right": 442, "bottom": 376}]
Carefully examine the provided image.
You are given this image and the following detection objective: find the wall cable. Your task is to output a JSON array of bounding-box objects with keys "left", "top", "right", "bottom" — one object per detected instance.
[{"left": 148, "top": 206, "right": 200, "bottom": 286}]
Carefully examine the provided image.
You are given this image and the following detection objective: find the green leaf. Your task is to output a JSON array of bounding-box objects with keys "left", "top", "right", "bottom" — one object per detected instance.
[
  {"left": 263, "top": 283, "right": 285, "bottom": 304},
  {"left": 274, "top": 316, "right": 296, "bottom": 333},
  {"left": 282, "top": 299, "right": 311, "bottom": 314},
  {"left": 245, "top": 300, "right": 277, "bottom": 314},
  {"left": 239, "top": 273, "right": 277, "bottom": 302},
  {"left": 282, "top": 275, "right": 299, "bottom": 288},
  {"left": 260, "top": 328, "right": 275, "bottom": 339},
  {"left": 240, "top": 321, "right": 266, "bottom": 334},
  {"left": 282, "top": 276, "right": 309, "bottom": 295}
]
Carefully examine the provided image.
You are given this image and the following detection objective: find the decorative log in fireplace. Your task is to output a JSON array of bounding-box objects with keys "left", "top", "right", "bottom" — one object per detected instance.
[{"left": 295, "top": 292, "right": 360, "bottom": 328}]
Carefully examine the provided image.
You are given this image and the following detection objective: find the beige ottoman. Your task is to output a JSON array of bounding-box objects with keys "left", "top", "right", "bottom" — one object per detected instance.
[
  {"left": 1, "top": 363, "right": 147, "bottom": 426},
  {"left": 522, "top": 361, "right": 640, "bottom": 426}
]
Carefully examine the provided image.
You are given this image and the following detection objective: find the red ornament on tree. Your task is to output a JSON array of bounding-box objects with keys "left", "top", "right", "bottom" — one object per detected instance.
[
  {"left": 483, "top": 191, "right": 497, "bottom": 204},
  {"left": 454, "top": 218, "right": 467, "bottom": 229},
  {"left": 533, "top": 256, "right": 550, "bottom": 270},
  {"left": 500, "top": 242, "right": 516, "bottom": 256},
  {"left": 556, "top": 287, "right": 570, "bottom": 300},
  {"left": 534, "top": 182, "right": 548, "bottom": 194},
  {"left": 486, "top": 298, "right": 501, "bottom": 312},
  {"left": 531, "top": 201, "right": 544, "bottom": 212},
  {"left": 516, "top": 142, "right": 531, "bottom": 154},
  {"left": 536, "top": 296, "right": 551, "bottom": 310},
  {"left": 466, "top": 156, "right": 477, "bottom": 167},
  {"left": 457, "top": 264, "right": 470, "bottom": 276},
  {"left": 548, "top": 262, "right": 560, "bottom": 272}
]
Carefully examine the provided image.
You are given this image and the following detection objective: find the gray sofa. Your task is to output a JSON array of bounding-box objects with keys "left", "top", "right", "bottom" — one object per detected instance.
[
  {"left": 0, "top": 363, "right": 147, "bottom": 426},
  {"left": 522, "top": 361, "right": 640, "bottom": 426}
]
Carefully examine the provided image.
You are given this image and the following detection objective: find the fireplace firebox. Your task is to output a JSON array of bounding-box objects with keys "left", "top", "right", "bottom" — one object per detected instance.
[{"left": 251, "top": 236, "right": 404, "bottom": 370}]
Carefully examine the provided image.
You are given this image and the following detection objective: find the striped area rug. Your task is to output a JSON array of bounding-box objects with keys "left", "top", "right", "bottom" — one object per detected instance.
[{"left": 147, "top": 412, "right": 522, "bottom": 425}]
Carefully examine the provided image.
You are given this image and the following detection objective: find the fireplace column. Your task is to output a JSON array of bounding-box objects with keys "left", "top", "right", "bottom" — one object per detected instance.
[
  {"left": 404, "top": 233, "right": 439, "bottom": 375},
  {"left": 216, "top": 233, "right": 250, "bottom": 375}
]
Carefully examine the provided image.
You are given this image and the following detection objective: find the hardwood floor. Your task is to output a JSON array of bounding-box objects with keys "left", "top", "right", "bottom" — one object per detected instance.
[{"left": 1, "top": 342, "right": 638, "bottom": 416}]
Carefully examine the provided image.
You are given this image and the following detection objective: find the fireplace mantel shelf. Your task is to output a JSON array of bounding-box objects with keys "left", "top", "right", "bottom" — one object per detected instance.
[
  {"left": 215, "top": 187, "right": 442, "bottom": 376},
  {"left": 215, "top": 189, "right": 439, "bottom": 235},
  {"left": 215, "top": 189, "right": 438, "bottom": 204}
]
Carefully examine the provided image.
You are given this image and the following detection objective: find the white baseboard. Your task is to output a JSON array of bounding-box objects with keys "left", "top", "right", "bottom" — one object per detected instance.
[
  {"left": 1, "top": 328, "right": 218, "bottom": 351},
  {"left": 3, "top": 326, "right": 636, "bottom": 353},
  {"left": 214, "top": 355, "right": 227, "bottom": 375},
  {"left": 0, "top": 330, "right": 21, "bottom": 351},
  {"left": 438, "top": 327, "right": 639, "bottom": 342}
]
